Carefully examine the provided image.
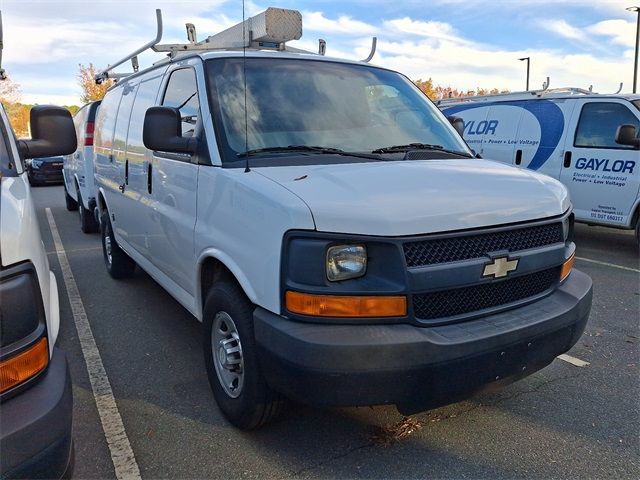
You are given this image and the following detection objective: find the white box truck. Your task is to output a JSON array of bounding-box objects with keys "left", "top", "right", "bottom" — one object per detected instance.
[{"left": 439, "top": 89, "right": 640, "bottom": 241}]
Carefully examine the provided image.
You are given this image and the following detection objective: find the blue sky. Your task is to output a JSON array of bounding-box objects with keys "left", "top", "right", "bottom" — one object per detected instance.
[{"left": 0, "top": 0, "right": 637, "bottom": 105}]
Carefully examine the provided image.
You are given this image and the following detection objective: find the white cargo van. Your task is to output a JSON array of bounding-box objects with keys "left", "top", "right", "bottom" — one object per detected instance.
[
  {"left": 439, "top": 89, "right": 640, "bottom": 240},
  {"left": 93, "top": 8, "right": 592, "bottom": 430},
  {"left": 0, "top": 103, "right": 77, "bottom": 477},
  {"left": 63, "top": 100, "right": 101, "bottom": 233}
]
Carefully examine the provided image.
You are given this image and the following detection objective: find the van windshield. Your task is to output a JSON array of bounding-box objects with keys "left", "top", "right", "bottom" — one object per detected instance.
[{"left": 205, "top": 57, "right": 471, "bottom": 166}]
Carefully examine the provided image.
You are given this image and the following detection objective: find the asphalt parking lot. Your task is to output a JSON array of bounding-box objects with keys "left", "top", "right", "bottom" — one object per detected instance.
[{"left": 32, "top": 184, "right": 639, "bottom": 479}]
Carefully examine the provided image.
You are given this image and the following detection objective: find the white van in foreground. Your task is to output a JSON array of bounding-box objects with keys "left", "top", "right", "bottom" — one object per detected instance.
[
  {"left": 93, "top": 8, "right": 592, "bottom": 429},
  {"left": 63, "top": 100, "right": 101, "bottom": 233},
  {"left": 439, "top": 89, "right": 640, "bottom": 240}
]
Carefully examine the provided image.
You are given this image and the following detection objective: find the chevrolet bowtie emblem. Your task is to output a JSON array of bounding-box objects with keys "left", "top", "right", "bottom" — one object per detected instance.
[{"left": 483, "top": 257, "right": 519, "bottom": 278}]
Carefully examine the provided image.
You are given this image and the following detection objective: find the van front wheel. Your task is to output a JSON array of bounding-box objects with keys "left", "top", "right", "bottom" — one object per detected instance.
[
  {"left": 203, "top": 281, "right": 286, "bottom": 430},
  {"left": 100, "top": 210, "right": 136, "bottom": 279}
]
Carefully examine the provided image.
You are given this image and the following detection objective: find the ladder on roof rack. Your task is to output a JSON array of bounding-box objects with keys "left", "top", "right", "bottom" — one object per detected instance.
[
  {"left": 95, "top": 7, "right": 379, "bottom": 85},
  {"left": 436, "top": 86, "right": 599, "bottom": 106}
]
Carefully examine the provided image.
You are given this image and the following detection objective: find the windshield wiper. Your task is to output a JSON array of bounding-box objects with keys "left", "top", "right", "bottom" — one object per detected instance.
[
  {"left": 372, "top": 143, "right": 473, "bottom": 158},
  {"left": 237, "top": 145, "right": 383, "bottom": 161}
]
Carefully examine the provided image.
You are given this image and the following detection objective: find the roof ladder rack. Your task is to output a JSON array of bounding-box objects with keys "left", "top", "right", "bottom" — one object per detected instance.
[{"left": 95, "top": 9, "right": 163, "bottom": 84}]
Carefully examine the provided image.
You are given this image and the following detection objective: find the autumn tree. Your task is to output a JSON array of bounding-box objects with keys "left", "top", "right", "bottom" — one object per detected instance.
[
  {"left": 0, "top": 75, "right": 21, "bottom": 103},
  {"left": 78, "top": 63, "right": 114, "bottom": 103}
]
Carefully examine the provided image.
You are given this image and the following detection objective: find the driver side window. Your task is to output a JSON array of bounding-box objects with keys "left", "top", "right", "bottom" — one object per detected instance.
[{"left": 162, "top": 68, "right": 200, "bottom": 137}]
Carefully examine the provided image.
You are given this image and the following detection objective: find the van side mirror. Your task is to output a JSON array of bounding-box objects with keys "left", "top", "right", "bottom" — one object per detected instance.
[
  {"left": 143, "top": 106, "right": 197, "bottom": 154},
  {"left": 447, "top": 115, "right": 465, "bottom": 138},
  {"left": 18, "top": 106, "right": 77, "bottom": 159},
  {"left": 615, "top": 124, "right": 640, "bottom": 149}
]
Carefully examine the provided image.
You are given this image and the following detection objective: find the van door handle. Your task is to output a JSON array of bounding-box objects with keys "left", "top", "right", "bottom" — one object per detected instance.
[
  {"left": 563, "top": 151, "right": 572, "bottom": 168},
  {"left": 147, "top": 162, "right": 153, "bottom": 194},
  {"left": 515, "top": 149, "right": 522, "bottom": 166},
  {"left": 118, "top": 183, "right": 125, "bottom": 193}
]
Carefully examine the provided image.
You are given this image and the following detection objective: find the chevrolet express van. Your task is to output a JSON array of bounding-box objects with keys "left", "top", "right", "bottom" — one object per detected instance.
[{"left": 93, "top": 8, "right": 592, "bottom": 429}]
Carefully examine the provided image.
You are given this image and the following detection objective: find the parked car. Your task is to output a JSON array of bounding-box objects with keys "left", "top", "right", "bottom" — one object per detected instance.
[
  {"left": 63, "top": 100, "right": 101, "bottom": 233},
  {"left": 439, "top": 90, "right": 640, "bottom": 241},
  {"left": 94, "top": 8, "right": 592, "bottom": 430},
  {"left": 26, "top": 155, "right": 65, "bottom": 186},
  {"left": 0, "top": 103, "right": 77, "bottom": 477}
]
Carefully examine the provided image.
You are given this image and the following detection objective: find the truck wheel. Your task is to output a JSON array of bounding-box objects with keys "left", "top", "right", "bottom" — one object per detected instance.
[
  {"left": 100, "top": 210, "right": 136, "bottom": 279},
  {"left": 64, "top": 186, "right": 78, "bottom": 211},
  {"left": 203, "top": 281, "right": 286, "bottom": 430},
  {"left": 77, "top": 189, "right": 98, "bottom": 234}
]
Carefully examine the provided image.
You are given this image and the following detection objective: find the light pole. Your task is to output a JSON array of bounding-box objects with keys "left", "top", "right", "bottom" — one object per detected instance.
[
  {"left": 519, "top": 57, "right": 530, "bottom": 91},
  {"left": 628, "top": 7, "right": 640, "bottom": 93}
]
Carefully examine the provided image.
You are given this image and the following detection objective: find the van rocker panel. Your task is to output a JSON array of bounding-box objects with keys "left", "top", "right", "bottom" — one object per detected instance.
[{"left": 254, "top": 269, "right": 592, "bottom": 414}]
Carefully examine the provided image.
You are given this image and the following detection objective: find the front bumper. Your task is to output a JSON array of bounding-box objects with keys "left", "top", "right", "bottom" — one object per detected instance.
[
  {"left": 255, "top": 269, "right": 592, "bottom": 414},
  {"left": 0, "top": 347, "right": 74, "bottom": 479}
]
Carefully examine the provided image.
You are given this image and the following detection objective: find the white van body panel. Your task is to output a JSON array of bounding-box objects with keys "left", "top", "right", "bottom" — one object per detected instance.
[
  {"left": 0, "top": 174, "right": 59, "bottom": 355},
  {"left": 442, "top": 95, "right": 640, "bottom": 228},
  {"left": 255, "top": 160, "right": 569, "bottom": 236}
]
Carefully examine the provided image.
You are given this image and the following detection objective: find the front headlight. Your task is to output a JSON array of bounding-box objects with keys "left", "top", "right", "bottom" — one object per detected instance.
[
  {"left": 30, "top": 159, "right": 44, "bottom": 169},
  {"left": 326, "top": 245, "right": 367, "bottom": 281}
]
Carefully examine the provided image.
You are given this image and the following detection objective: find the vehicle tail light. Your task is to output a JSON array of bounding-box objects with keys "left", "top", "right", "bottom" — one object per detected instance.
[
  {"left": 286, "top": 291, "right": 407, "bottom": 318},
  {"left": 0, "top": 338, "right": 49, "bottom": 394},
  {"left": 560, "top": 253, "right": 575, "bottom": 282},
  {"left": 85, "top": 121, "right": 95, "bottom": 146}
]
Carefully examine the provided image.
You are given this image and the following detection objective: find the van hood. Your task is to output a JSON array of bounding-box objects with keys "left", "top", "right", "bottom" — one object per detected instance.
[{"left": 255, "top": 159, "right": 569, "bottom": 236}]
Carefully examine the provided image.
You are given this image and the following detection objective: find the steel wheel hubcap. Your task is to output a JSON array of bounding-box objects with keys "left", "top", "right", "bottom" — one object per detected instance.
[
  {"left": 105, "top": 234, "right": 112, "bottom": 265},
  {"left": 212, "top": 311, "right": 244, "bottom": 398}
]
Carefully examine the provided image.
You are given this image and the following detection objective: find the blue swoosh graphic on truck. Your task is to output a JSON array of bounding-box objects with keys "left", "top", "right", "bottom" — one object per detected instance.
[{"left": 443, "top": 100, "right": 564, "bottom": 171}]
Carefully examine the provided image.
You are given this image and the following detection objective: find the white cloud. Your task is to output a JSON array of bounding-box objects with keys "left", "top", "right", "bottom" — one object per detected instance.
[
  {"left": 302, "top": 11, "right": 377, "bottom": 36},
  {"left": 539, "top": 19, "right": 586, "bottom": 41},
  {"left": 587, "top": 19, "right": 637, "bottom": 48},
  {"left": 383, "top": 18, "right": 463, "bottom": 43}
]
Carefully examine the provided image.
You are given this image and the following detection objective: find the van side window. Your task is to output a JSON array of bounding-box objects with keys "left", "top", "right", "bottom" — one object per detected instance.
[
  {"left": 127, "top": 73, "right": 164, "bottom": 161},
  {"left": 112, "top": 83, "right": 139, "bottom": 162},
  {"left": 575, "top": 102, "right": 640, "bottom": 149},
  {"left": 162, "top": 68, "right": 200, "bottom": 137},
  {"left": 94, "top": 89, "right": 123, "bottom": 156}
]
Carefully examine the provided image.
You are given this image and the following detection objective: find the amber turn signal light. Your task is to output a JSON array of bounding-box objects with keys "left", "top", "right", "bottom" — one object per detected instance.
[
  {"left": 0, "top": 337, "right": 49, "bottom": 394},
  {"left": 560, "top": 253, "right": 575, "bottom": 282},
  {"left": 286, "top": 291, "right": 407, "bottom": 318}
]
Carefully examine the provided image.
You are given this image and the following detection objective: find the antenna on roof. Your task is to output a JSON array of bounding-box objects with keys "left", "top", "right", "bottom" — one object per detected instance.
[
  {"left": 541, "top": 77, "right": 550, "bottom": 91},
  {"left": 614, "top": 82, "right": 623, "bottom": 94},
  {"left": 0, "top": 11, "right": 7, "bottom": 81}
]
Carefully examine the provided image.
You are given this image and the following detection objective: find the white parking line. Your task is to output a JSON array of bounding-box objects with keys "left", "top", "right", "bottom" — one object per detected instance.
[
  {"left": 557, "top": 354, "right": 590, "bottom": 367},
  {"left": 46, "top": 208, "right": 141, "bottom": 480},
  {"left": 575, "top": 256, "right": 640, "bottom": 273}
]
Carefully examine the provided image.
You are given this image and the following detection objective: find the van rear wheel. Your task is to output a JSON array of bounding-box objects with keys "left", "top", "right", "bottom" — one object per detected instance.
[
  {"left": 203, "top": 281, "right": 286, "bottom": 430},
  {"left": 101, "top": 210, "right": 136, "bottom": 279},
  {"left": 77, "top": 189, "right": 98, "bottom": 233},
  {"left": 64, "top": 185, "right": 78, "bottom": 211}
]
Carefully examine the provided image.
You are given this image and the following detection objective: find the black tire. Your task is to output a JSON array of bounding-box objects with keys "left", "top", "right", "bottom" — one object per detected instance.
[
  {"left": 100, "top": 210, "right": 136, "bottom": 279},
  {"left": 203, "top": 281, "right": 286, "bottom": 430},
  {"left": 64, "top": 185, "right": 78, "bottom": 211},
  {"left": 77, "top": 189, "right": 98, "bottom": 233}
]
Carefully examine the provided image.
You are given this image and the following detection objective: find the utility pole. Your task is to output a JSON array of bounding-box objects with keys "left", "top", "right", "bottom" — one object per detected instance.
[
  {"left": 628, "top": 7, "right": 640, "bottom": 93},
  {"left": 519, "top": 57, "right": 530, "bottom": 91}
]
